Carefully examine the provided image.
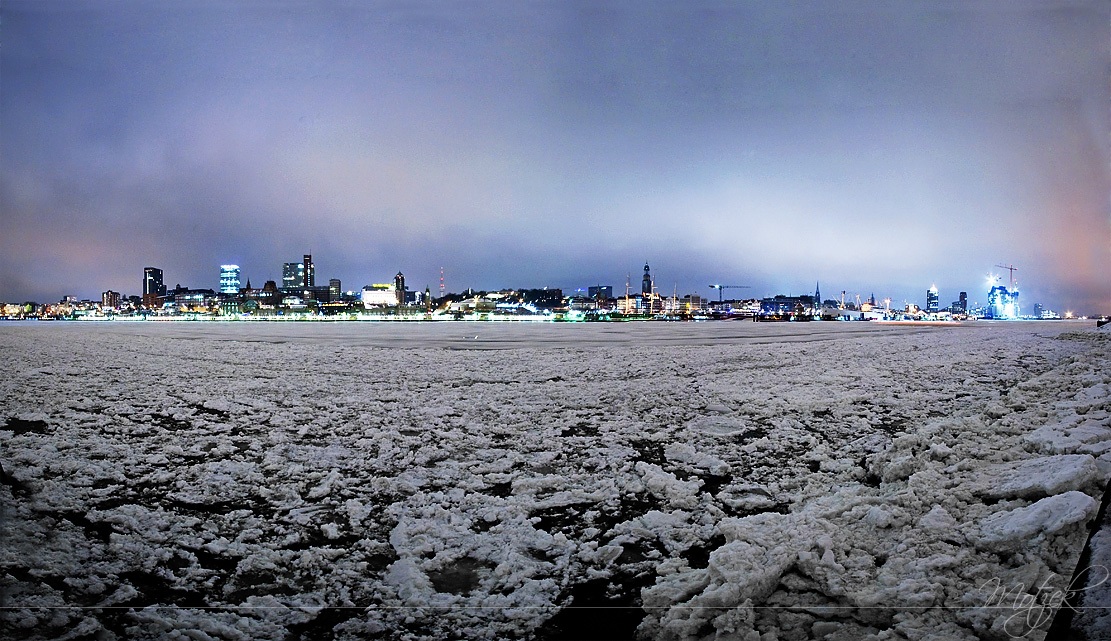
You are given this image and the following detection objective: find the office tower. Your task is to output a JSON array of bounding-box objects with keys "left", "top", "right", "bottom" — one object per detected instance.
[
  {"left": 303, "top": 254, "right": 314, "bottom": 288},
  {"left": 282, "top": 262, "right": 304, "bottom": 291},
  {"left": 143, "top": 267, "right": 165, "bottom": 296},
  {"left": 102, "top": 290, "right": 121, "bottom": 308},
  {"left": 219, "top": 265, "right": 240, "bottom": 294},
  {"left": 329, "top": 279, "right": 341, "bottom": 301},
  {"left": 926, "top": 285, "right": 939, "bottom": 313},
  {"left": 394, "top": 272, "right": 406, "bottom": 306},
  {"left": 958, "top": 292, "right": 967, "bottom": 314},
  {"left": 588, "top": 285, "right": 613, "bottom": 299}
]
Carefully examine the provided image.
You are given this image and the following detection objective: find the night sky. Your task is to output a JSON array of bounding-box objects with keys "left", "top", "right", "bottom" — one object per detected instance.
[{"left": 2, "top": 1, "right": 1109, "bottom": 314}]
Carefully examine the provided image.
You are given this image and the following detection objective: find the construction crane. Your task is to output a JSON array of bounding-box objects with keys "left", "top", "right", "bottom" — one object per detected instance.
[
  {"left": 994, "top": 264, "right": 1018, "bottom": 289},
  {"left": 708, "top": 284, "right": 751, "bottom": 303}
]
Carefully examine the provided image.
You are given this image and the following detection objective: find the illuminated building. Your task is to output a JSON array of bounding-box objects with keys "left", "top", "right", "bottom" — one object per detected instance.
[
  {"left": 143, "top": 267, "right": 165, "bottom": 307},
  {"left": 589, "top": 285, "right": 613, "bottom": 300},
  {"left": 101, "top": 290, "right": 120, "bottom": 309},
  {"left": 986, "top": 285, "right": 1019, "bottom": 319},
  {"left": 394, "top": 272, "right": 406, "bottom": 305},
  {"left": 303, "top": 254, "right": 314, "bottom": 287},
  {"left": 759, "top": 294, "right": 817, "bottom": 319},
  {"left": 642, "top": 263, "right": 652, "bottom": 296},
  {"left": 362, "top": 284, "right": 399, "bottom": 307},
  {"left": 926, "top": 285, "right": 939, "bottom": 313},
  {"left": 329, "top": 279, "right": 341, "bottom": 301},
  {"left": 219, "top": 265, "right": 240, "bottom": 294},
  {"left": 282, "top": 262, "right": 303, "bottom": 291},
  {"left": 950, "top": 292, "right": 967, "bottom": 315}
]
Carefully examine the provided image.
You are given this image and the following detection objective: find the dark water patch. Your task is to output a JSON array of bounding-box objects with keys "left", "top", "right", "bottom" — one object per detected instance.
[
  {"left": 876, "top": 415, "right": 908, "bottom": 435},
  {"left": 150, "top": 413, "right": 193, "bottom": 431},
  {"left": 533, "top": 503, "right": 592, "bottom": 534},
  {"left": 165, "top": 497, "right": 262, "bottom": 516},
  {"left": 681, "top": 534, "right": 726, "bottom": 569},
  {"left": 485, "top": 481, "right": 513, "bottom": 498},
  {"left": 537, "top": 576, "right": 649, "bottom": 641},
  {"left": 44, "top": 510, "right": 115, "bottom": 543},
  {"left": 4, "top": 417, "right": 49, "bottom": 435},
  {"left": 812, "top": 408, "right": 834, "bottom": 419},
  {"left": 589, "top": 495, "right": 665, "bottom": 534},
  {"left": 629, "top": 440, "right": 665, "bottom": 467},
  {"left": 427, "top": 556, "right": 494, "bottom": 595},
  {"left": 223, "top": 569, "right": 298, "bottom": 603},
  {"left": 807, "top": 461, "right": 822, "bottom": 473},
  {"left": 365, "top": 552, "right": 397, "bottom": 573},
  {"left": 697, "top": 473, "right": 733, "bottom": 497},
  {"left": 561, "top": 422, "right": 599, "bottom": 438},
  {"left": 284, "top": 607, "right": 365, "bottom": 641},
  {"left": 192, "top": 404, "right": 229, "bottom": 418},
  {"left": 114, "top": 570, "right": 208, "bottom": 609},
  {"left": 737, "top": 427, "right": 768, "bottom": 442},
  {"left": 4, "top": 566, "right": 70, "bottom": 595},
  {"left": 0, "top": 462, "right": 31, "bottom": 496}
]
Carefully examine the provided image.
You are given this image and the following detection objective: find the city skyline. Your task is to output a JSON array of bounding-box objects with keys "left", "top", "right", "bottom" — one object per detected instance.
[{"left": 2, "top": 1, "right": 1108, "bottom": 314}]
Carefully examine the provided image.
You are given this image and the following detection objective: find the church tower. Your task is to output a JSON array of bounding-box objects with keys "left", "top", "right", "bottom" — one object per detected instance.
[{"left": 642, "top": 263, "right": 653, "bottom": 296}]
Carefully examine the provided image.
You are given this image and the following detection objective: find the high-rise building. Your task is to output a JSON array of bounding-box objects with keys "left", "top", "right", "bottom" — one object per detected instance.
[
  {"left": 987, "top": 285, "right": 1019, "bottom": 319},
  {"left": 394, "top": 272, "right": 406, "bottom": 306},
  {"left": 143, "top": 267, "right": 165, "bottom": 296},
  {"left": 102, "top": 290, "right": 121, "bottom": 309},
  {"left": 219, "top": 265, "right": 240, "bottom": 294},
  {"left": 1033, "top": 303, "right": 1044, "bottom": 319},
  {"left": 926, "top": 285, "right": 939, "bottom": 313},
  {"left": 282, "top": 262, "right": 304, "bottom": 292},
  {"left": 142, "top": 267, "right": 166, "bottom": 307},
  {"left": 329, "top": 279, "right": 341, "bottom": 301},
  {"left": 588, "top": 285, "right": 613, "bottom": 299},
  {"left": 303, "top": 254, "right": 315, "bottom": 288}
]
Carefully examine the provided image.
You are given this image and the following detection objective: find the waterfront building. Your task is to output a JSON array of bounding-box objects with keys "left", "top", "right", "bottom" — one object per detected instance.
[
  {"left": 101, "top": 290, "right": 121, "bottom": 309},
  {"left": 303, "top": 255, "right": 315, "bottom": 287},
  {"left": 588, "top": 285, "right": 613, "bottom": 300},
  {"left": 642, "top": 263, "right": 653, "bottom": 296},
  {"left": 950, "top": 291, "right": 968, "bottom": 315},
  {"left": 760, "top": 294, "right": 817, "bottom": 319},
  {"left": 329, "top": 279, "right": 341, "bottom": 301},
  {"left": 219, "top": 265, "right": 240, "bottom": 294},
  {"left": 282, "top": 262, "right": 304, "bottom": 292},
  {"left": 986, "top": 285, "right": 1019, "bottom": 319},
  {"left": 362, "top": 284, "right": 399, "bottom": 307},
  {"left": 394, "top": 272, "right": 406, "bottom": 306},
  {"left": 926, "top": 285, "right": 940, "bottom": 313},
  {"left": 142, "top": 267, "right": 166, "bottom": 308}
]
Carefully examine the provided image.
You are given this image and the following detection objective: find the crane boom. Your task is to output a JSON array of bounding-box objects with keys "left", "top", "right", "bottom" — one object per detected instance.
[
  {"left": 994, "top": 264, "right": 1018, "bottom": 288},
  {"left": 708, "top": 284, "right": 751, "bottom": 303}
]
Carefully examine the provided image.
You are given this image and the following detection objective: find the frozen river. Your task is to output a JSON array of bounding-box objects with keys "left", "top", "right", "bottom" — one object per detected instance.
[{"left": 2, "top": 320, "right": 1109, "bottom": 640}]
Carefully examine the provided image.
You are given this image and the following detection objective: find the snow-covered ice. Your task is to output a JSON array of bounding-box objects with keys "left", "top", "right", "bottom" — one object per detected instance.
[{"left": 1, "top": 320, "right": 1109, "bottom": 640}]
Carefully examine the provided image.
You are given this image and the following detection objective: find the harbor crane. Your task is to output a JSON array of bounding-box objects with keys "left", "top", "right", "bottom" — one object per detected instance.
[
  {"left": 994, "top": 264, "right": 1018, "bottom": 288},
  {"left": 708, "top": 284, "right": 751, "bottom": 303}
]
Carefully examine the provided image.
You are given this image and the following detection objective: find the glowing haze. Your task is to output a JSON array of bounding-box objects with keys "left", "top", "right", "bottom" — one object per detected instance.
[{"left": 2, "top": 1, "right": 1108, "bottom": 314}]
